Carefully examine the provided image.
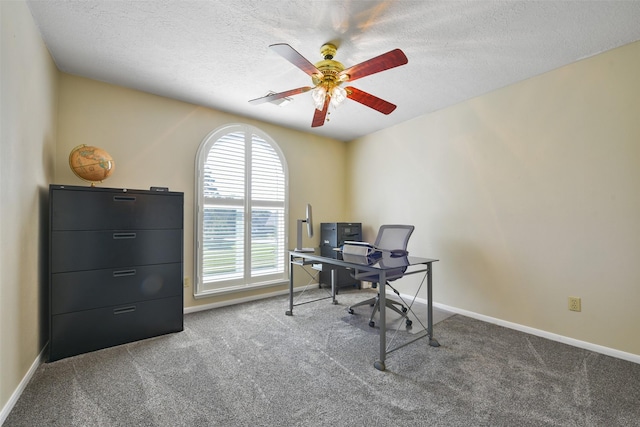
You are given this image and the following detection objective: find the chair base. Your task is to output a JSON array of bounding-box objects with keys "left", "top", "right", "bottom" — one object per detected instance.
[{"left": 348, "top": 293, "right": 412, "bottom": 328}]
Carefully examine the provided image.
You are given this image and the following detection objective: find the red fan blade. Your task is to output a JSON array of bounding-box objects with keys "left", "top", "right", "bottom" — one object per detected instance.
[
  {"left": 339, "top": 49, "right": 408, "bottom": 82},
  {"left": 270, "top": 43, "right": 321, "bottom": 76},
  {"left": 346, "top": 86, "right": 397, "bottom": 114},
  {"left": 249, "top": 87, "right": 312, "bottom": 105},
  {"left": 311, "top": 97, "right": 330, "bottom": 127}
]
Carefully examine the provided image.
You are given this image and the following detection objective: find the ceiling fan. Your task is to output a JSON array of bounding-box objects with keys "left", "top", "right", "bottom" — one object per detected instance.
[{"left": 249, "top": 43, "right": 408, "bottom": 127}]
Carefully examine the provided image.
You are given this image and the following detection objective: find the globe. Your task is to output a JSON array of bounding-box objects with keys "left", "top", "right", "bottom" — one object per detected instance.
[{"left": 69, "top": 144, "right": 115, "bottom": 186}]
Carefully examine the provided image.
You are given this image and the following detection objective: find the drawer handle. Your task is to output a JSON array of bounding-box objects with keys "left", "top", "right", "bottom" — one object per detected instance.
[
  {"left": 113, "top": 232, "right": 136, "bottom": 239},
  {"left": 113, "top": 269, "right": 136, "bottom": 277},
  {"left": 113, "top": 196, "right": 136, "bottom": 202},
  {"left": 113, "top": 306, "right": 136, "bottom": 315}
]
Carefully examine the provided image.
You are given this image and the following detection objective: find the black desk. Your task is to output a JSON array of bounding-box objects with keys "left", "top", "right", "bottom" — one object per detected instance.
[{"left": 288, "top": 249, "right": 439, "bottom": 371}]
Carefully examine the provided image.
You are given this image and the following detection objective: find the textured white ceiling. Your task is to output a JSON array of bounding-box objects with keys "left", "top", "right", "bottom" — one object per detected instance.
[{"left": 26, "top": 0, "right": 640, "bottom": 142}]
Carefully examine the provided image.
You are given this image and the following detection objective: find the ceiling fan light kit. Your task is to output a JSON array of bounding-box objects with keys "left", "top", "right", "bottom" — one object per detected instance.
[
  {"left": 311, "top": 85, "right": 347, "bottom": 110},
  {"left": 249, "top": 42, "right": 408, "bottom": 127}
]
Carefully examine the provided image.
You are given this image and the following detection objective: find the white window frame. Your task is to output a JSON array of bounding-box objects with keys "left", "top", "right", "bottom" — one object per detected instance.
[{"left": 194, "top": 124, "right": 289, "bottom": 297}]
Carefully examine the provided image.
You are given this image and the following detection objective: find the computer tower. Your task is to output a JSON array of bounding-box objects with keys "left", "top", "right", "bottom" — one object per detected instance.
[{"left": 319, "top": 222, "right": 362, "bottom": 289}]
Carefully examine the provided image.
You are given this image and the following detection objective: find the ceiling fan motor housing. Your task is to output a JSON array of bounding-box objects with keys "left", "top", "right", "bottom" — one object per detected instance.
[{"left": 312, "top": 43, "right": 346, "bottom": 87}]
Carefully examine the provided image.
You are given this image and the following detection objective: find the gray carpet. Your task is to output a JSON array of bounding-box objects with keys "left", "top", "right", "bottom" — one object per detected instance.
[{"left": 5, "top": 288, "right": 640, "bottom": 427}]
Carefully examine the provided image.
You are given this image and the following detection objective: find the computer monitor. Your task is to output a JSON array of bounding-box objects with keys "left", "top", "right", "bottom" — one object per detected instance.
[{"left": 295, "top": 203, "right": 314, "bottom": 252}]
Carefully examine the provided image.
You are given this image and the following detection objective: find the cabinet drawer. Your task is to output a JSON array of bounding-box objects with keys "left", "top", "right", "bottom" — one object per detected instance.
[
  {"left": 51, "top": 263, "right": 182, "bottom": 315},
  {"left": 51, "top": 188, "right": 183, "bottom": 231},
  {"left": 49, "top": 296, "right": 183, "bottom": 362},
  {"left": 51, "top": 229, "right": 182, "bottom": 272}
]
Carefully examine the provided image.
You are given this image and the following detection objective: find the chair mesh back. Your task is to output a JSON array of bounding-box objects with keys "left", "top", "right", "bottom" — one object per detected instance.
[{"left": 374, "top": 225, "right": 414, "bottom": 252}]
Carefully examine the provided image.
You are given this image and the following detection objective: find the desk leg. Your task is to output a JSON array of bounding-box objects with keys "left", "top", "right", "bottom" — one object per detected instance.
[
  {"left": 286, "top": 255, "right": 294, "bottom": 316},
  {"left": 374, "top": 270, "right": 387, "bottom": 371},
  {"left": 427, "top": 262, "right": 440, "bottom": 347},
  {"left": 331, "top": 268, "right": 338, "bottom": 305}
]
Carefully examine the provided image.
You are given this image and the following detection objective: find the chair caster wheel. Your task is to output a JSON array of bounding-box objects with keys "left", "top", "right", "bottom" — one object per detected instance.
[
  {"left": 406, "top": 319, "right": 413, "bottom": 327},
  {"left": 369, "top": 321, "right": 375, "bottom": 327},
  {"left": 348, "top": 308, "right": 354, "bottom": 314}
]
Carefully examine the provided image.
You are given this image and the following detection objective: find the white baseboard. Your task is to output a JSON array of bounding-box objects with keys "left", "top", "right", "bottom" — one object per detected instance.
[
  {"left": 184, "top": 286, "right": 310, "bottom": 314},
  {"left": 428, "top": 299, "right": 640, "bottom": 365},
  {"left": 0, "top": 346, "right": 47, "bottom": 425}
]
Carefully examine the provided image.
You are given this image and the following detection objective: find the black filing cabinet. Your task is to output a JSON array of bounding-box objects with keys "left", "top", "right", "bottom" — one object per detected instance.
[
  {"left": 319, "top": 222, "right": 362, "bottom": 289},
  {"left": 48, "top": 185, "right": 184, "bottom": 361}
]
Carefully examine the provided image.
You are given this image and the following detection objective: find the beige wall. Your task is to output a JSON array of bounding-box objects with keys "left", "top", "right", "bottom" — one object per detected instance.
[
  {"left": 0, "top": 0, "right": 58, "bottom": 418},
  {"left": 346, "top": 41, "right": 640, "bottom": 357},
  {"left": 56, "top": 74, "right": 347, "bottom": 309}
]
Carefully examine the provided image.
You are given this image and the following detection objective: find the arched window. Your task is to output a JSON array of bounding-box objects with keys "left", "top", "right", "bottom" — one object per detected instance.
[{"left": 195, "top": 124, "right": 288, "bottom": 296}]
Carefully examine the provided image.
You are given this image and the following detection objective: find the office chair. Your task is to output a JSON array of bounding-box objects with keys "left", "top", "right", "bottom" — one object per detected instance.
[{"left": 347, "top": 225, "right": 414, "bottom": 328}]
